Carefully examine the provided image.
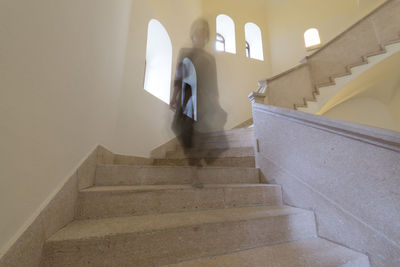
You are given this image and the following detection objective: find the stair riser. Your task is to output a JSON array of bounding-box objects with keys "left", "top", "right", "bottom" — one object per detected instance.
[
  {"left": 174, "top": 138, "right": 254, "bottom": 150},
  {"left": 166, "top": 147, "right": 254, "bottom": 159},
  {"left": 76, "top": 186, "right": 283, "bottom": 219},
  {"left": 153, "top": 157, "right": 255, "bottom": 167},
  {"left": 165, "top": 238, "right": 370, "bottom": 267},
  {"left": 196, "top": 128, "right": 254, "bottom": 138},
  {"left": 42, "top": 212, "right": 316, "bottom": 267},
  {"left": 95, "top": 166, "right": 259, "bottom": 186}
]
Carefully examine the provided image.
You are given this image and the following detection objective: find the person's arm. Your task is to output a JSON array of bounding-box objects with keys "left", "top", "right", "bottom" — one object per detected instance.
[
  {"left": 170, "top": 56, "right": 184, "bottom": 108},
  {"left": 170, "top": 84, "right": 180, "bottom": 108}
]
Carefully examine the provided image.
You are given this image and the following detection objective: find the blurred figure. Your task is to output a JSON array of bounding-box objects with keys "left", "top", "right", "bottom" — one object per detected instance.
[{"left": 171, "top": 18, "right": 228, "bottom": 187}]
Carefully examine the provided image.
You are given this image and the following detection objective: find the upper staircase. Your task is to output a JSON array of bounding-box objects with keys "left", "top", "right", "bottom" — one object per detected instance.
[
  {"left": 40, "top": 127, "right": 369, "bottom": 266},
  {"left": 250, "top": 0, "right": 400, "bottom": 114}
]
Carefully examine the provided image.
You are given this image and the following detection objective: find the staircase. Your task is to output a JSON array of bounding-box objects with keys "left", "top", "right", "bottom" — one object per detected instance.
[
  {"left": 40, "top": 128, "right": 369, "bottom": 266},
  {"left": 250, "top": 0, "right": 400, "bottom": 114},
  {"left": 297, "top": 41, "right": 400, "bottom": 114}
]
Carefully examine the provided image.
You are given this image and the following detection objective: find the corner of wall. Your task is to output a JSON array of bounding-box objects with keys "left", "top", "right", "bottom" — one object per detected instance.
[{"left": 0, "top": 145, "right": 112, "bottom": 267}]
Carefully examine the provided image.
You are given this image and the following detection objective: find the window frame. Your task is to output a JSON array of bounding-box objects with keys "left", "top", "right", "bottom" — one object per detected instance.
[
  {"left": 245, "top": 41, "right": 250, "bottom": 58},
  {"left": 216, "top": 33, "right": 226, "bottom": 52}
]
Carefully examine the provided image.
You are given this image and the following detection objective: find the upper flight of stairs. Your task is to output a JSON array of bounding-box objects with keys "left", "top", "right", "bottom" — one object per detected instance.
[
  {"left": 296, "top": 40, "right": 400, "bottom": 113},
  {"left": 252, "top": 0, "right": 400, "bottom": 114},
  {"left": 40, "top": 127, "right": 369, "bottom": 266}
]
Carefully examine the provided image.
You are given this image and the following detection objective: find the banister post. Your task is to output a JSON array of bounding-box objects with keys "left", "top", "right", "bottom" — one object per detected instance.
[{"left": 248, "top": 79, "right": 267, "bottom": 104}]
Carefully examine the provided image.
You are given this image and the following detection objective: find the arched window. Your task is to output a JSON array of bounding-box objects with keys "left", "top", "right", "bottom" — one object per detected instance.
[
  {"left": 244, "top": 23, "right": 264, "bottom": 61},
  {"left": 144, "top": 19, "right": 172, "bottom": 104},
  {"left": 216, "top": 14, "right": 236, "bottom": 54},
  {"left": 304, "top": 28, "right": 321, "bottom": 48}
]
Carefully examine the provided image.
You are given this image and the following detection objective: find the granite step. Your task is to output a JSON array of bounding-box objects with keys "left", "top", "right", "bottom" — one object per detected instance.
[
  {"left": 174, "top": 137, "right": 254, "bottom": 150},
  {"left": 164, "top": 238, "right": 370, "bottom": 267},
  {"left": 166, "top": 147, "right": 254, "bottom": 159},
  {"left": 153, "top": 156, "right": 255, "bottom": 167},
  {"left": 42, "top": 206, "right": 316, "bottom": 267},
  {"left": 76, "top": 184, "right": 282, "bottom": 219},
  {"left": 198, "top": 127, "right": 254, "bottom": 138},
  {"left": 95, "top": 165, "right": 260, "bottom": 186}
]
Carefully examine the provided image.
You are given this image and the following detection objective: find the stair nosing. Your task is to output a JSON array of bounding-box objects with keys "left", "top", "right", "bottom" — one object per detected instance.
[
  {"left": 80, "top": 184, "right": 279, "bottom": 192},
  {"left": 47, "top": 206, "right": 313, "bottom": 243}
]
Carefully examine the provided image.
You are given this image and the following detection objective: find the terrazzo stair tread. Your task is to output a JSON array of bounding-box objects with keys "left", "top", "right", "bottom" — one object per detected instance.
[
  {"left": 166, "top": 147, "right": 254, "bottom": 159},
  {"left": 42, "top": 206, "right": 317, "bottom": 266},
  {"left": 95, "top": 165, "right": 260, "bottom": 186},
  {"left": 197, "top": 133, "right": 254, "bottom": 142},
  {"left": 164, "top": 238, "right": 370, "bottom": 267},
  {"left": 153, "top": 156, "right": 255, "bottom": 167},
  {"left": 199, "top": 127, "right": 254, "bottom": 138},
  {"left": 174, "top": 138, "right": 254, "bottom": 150},
  {"left": 77, "top": 184, "right": 283, "bottom": 219}
]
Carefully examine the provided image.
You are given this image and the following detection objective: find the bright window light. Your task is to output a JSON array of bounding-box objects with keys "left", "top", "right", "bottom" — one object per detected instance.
[
  {"left": 216, "top": 14, "right": 236, "bottom": 54},
  {"left": 304, "top": 28, "right": 321, "bottom": 48},
  {"left": 216, "top": 33, "right": 225, "bottom": 52},
  {"left": 245, "top": 22, "right": 264, "bottom": 60},
  {"left": 144, "top": 19, "right": 172, "bottom": 104}
]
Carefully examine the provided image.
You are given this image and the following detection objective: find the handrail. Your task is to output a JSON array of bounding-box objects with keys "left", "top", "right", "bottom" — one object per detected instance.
[
  {"left": 253, "top": 103, "right": 400, "bottom": 152},
  {"left": 307, "top": 0, "right": 393, "bottom": 59},
  {"left": 261, "top": 0, "right": 393, "bottom": 83}
]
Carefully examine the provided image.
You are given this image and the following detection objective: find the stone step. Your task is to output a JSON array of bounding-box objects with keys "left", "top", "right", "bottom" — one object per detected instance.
[
  {"left": 164, "top": 238, "right": 369, "bottom": 267},
  {"left": 42, "top": 206, "right": 316, "bottom": 267},
  {"left": 76, "top": 184, "right": 282, "bottom": 219},
  {"left": 199, "top": 127, "right": 254, "bottom": 138},
  {"left": 174, "top": 137, "right": 254, "bottom": 150},
  {"left": 166, "top": 147, "right": 254, "bottom": 159},
  {"left": 153, "top": 156, "right": 255, "bottom": 167},
  {"left": 95, "top": 165, "right": 260, "bottom": 186}
]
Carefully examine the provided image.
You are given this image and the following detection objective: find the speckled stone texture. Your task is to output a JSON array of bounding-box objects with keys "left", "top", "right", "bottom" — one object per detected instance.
[
  {"left": 252, "top": 103, "right": 400, "bottom": 266},
  {"left": 165, "top": 238, "right": 370, "bottom": 267},
  {"left": 267, "top": 64, "right": 314, "bottom": 109},
  {"left": 153, "top": 156, "right": 256, "bottom": 167},
  {"left": 0, "top": 146, "right": 113, "bottom": 267},
  {"left": 38, "top": 126, "right": 371, "bottom": 266},
  {"left": 41, "top": 206, "right": 317, "bottom": 267},
  {"left": 76, "top": 184, "right": 283, "bottom": 219},
  {"left": 166, "top": 147, "right": 255, "bottom": 159},
  {"left": 2, "top": 125, "right": 372, "bottom": 266},
  {"left": 96, "top": 165, "right": 261, "bottom": 185},
  {"left": 95, "top": 165, "right": 260, "bottom": 185}
]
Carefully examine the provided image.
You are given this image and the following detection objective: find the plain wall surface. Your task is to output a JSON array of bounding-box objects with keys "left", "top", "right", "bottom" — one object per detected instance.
[
  {"left": 322, "top": 50, "right": 400, "bottom": 132},
  {"left": 112, "top": 0, "right": 273, "bottom": 156},
  {"left": 111, "top": 0, "right": 203, "bottom": 157},
  {"left": 0, "top": 0, "right": 132, "bottom": 256}
]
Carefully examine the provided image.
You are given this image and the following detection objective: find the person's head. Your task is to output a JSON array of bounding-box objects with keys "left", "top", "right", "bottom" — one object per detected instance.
[{"left": 190, "top": 18, "right": 210, "bottom": 48}]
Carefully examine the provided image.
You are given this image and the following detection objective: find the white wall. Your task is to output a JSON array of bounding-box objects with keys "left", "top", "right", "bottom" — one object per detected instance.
[
  {"left": 111, "top": 0, "right": 203, "bottom": 157},
  {"left": 265, "top": 0, "right": 388, "bottom": 75},
  {"left": 324, "top": 97, "right": 400, "bottom": 132},
  {"left": 0, "top": 0, "right": 131, "bottom": 255},
  {"left": 322, "top": 51, "right": 400, "bottom": 132},
  {"left": 112, "top": 0, "right": 273, "bottom": 156}
]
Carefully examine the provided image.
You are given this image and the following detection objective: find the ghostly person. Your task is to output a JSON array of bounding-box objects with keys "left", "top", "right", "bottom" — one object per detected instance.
[{"left": 171, "top": 18, "right": 227, "bottom": 187}]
